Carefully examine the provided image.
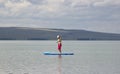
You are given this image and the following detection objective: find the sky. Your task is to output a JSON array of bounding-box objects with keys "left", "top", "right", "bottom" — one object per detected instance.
[{"left": 0, "top": 0, "right": 120, "bottom": 34}]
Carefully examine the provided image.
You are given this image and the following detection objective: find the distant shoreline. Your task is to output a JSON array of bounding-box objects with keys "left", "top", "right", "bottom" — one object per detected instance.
[
  {"left": 0, "top": 39, "right": 120, "bottom": 41},
  {"left": 0, "top": 27, "right": 120, "bottom": 40}
]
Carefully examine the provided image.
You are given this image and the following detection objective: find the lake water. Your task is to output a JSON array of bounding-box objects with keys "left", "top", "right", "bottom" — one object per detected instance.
[{"left": 0, "top": 41, "right": 120, "bottom": 74}]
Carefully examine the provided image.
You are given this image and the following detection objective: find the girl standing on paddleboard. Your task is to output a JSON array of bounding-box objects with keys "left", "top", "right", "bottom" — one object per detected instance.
[{"left": 57, "top": 35, "right": 62, "bottom": 53}]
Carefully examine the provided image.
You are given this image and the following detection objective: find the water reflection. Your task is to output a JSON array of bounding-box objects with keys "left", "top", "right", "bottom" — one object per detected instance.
[{"left": 57, "top": 55, "right": 62, "bottom": 74}]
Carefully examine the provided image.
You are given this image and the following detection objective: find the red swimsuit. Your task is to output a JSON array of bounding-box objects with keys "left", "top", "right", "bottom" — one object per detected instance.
[{"left": 58, "top": 42, "right": 62, "bottom": 50}]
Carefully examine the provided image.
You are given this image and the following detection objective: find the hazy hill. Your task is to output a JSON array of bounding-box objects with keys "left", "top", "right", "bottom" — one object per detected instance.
[{"left": 0, "top": 27, "right": 120, "bottom": 40}]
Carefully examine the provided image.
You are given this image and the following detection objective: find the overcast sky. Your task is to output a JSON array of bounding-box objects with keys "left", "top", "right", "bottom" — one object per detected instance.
[{"left": 0, "top": 0, "right": 120, "bottom": 34}]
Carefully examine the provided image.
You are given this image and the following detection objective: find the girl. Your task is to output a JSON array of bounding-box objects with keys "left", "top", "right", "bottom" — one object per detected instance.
[{"left": 57, "top": 35, "right": 62, "bottom": 53}]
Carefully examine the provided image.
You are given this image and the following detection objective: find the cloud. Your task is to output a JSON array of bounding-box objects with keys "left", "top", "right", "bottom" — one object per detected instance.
[
  {"left": 0, "top": 0, "right": 120, "bottom": 18},
  {"left": 3, "top": 0, "right": 31, "bottom": 16},
  {"left": 94, "top": 0, "right": 120, "bottom": 6},
  {"left": 0, "top": 0, "right": 120, "bottom": 33},
  {"left": 0, "top": 0, "right": 6, "bottom": 3}
]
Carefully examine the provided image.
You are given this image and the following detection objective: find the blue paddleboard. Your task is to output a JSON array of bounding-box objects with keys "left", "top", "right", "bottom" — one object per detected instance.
[{"left": 44, "top": 52, "right": 74, "bottom": 55}]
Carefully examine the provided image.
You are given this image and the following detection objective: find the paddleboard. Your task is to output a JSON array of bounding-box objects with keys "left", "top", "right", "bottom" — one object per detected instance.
[{"left": 44, "top": 52, "right": 74, "bottom": 55}]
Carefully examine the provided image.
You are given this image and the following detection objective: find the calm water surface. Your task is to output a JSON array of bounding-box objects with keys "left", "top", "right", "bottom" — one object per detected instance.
[{"left": 0, "top": 41, "right": 120, "bottom": 74}]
